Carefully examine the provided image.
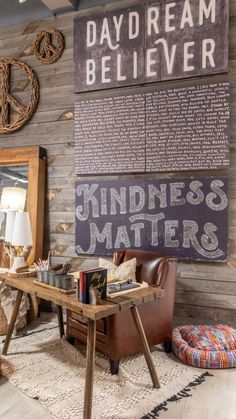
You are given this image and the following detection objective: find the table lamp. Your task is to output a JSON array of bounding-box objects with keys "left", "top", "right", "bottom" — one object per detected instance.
[
  {"left": 10, "top": 212, "right": 33, "bottom": 272},
  {"left": 5, "top": 210, "right": 17, "bottom": 243},
  {"left": 0, "top": 187, "right": 27, "bottom": 212},
  {"left": 0, "top": 186, "right": 27, "bottom": 243},
  {"left": 0, "top": 187, "right": 27, "bottom": 269}
]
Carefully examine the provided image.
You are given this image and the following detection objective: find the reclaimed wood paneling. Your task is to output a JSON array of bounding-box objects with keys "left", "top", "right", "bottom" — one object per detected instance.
[
  {"left": 174, "top": 304, "right": 236, "bottom": 326},
  {"left": 0, "top": 0, "right": 235, "bottom": 325}
]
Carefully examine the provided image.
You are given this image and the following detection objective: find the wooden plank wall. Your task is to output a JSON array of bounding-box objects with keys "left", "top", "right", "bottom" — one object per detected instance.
[{"left": 0, "top": 0, "right": 235, "bottom": 325}]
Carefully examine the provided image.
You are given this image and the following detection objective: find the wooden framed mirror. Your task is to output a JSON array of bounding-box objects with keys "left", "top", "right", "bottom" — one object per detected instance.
[{"left": 0, "top": 146, "right": 46, "bottom": 266}]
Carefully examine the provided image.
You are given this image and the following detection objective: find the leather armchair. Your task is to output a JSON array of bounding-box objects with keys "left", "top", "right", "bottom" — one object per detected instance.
[{"left": 66, "top": 249, "right": 178, "bottom": 374}]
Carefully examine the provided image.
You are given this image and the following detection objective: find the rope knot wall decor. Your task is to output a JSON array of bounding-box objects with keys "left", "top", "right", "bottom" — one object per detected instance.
[
  {"left": 0, "top": 57, "right": 39, "bottom": 134},
  {"left": 33, "top": 28, "right": 64, "bottom": 64}
]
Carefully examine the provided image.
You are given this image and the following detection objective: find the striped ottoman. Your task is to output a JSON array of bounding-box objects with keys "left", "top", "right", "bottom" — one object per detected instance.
[{"left": 172, "top": 325, "right": 236, "bottom": 368}]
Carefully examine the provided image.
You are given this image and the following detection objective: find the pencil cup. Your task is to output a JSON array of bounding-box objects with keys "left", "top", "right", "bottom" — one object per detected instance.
[
  {"left": 42, "top": 270, "right": 49, "bottom": 284},
  {"left": 61, "top": 275, "right": 74, "bottom": 290},
  {"left": 48, "top": 271, "right": 56, "bottom": 286},
  {"left": 37, "top": 271, "right": 43, "bottom": 282},
  {"left": 55, "top": 276, "right": 62, "bottom": 288}
]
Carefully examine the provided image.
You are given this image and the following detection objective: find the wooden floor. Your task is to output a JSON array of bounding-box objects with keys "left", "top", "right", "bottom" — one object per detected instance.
[
  {"left": 0, "top": 376, "right": 52, "bottom": 419},
  {"left": 163, "top": 368, "right": 236, "bottom": 419}
]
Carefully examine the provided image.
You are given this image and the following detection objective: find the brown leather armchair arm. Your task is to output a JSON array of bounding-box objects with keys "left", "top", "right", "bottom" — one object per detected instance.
[{"left": 113, "top": 249, "right": 177, "bottom": 287}]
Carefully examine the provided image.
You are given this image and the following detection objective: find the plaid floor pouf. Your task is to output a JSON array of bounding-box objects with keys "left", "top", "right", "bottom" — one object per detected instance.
[{"left": 172, "top": 325, "right": 236, "bottom": 368}]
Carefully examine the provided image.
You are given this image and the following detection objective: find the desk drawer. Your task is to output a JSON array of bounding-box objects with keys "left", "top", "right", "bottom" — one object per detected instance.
[
  {"left": 67, "top": 317, "right": 109, "bottom": 348},
  {"left": 68, "top": 310, "right": 108, "bottom": 334}
]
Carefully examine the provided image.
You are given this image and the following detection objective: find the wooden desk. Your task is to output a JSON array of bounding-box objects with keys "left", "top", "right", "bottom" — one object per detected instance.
[{"left": 1, "top": 275, "right": 165, "bottom": 419}]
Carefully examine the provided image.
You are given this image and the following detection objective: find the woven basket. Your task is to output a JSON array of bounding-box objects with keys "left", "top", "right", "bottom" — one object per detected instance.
[{"left": 0, "top": 298, "right": 8, "bottom": 336}]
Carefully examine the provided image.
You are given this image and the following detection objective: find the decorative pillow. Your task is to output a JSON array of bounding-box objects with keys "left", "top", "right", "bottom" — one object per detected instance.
[
  {"left": 98, "top": 258, "right": 137, "bottom": 283},
  {"left": 172, "top": 325, "right": 236, "bottom": 369}
]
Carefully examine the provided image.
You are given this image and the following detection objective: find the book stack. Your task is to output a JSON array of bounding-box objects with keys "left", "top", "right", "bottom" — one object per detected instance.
[{"left": 78, "top": 268, "right": 107, "bottom": 304}]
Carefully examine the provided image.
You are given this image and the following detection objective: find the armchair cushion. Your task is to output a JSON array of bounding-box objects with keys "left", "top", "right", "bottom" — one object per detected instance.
[{"left": 99, "top": 257, "right": 137, "bottom": 283}]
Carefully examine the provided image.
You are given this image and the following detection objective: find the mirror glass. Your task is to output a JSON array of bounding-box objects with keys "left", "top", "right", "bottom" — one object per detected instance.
[
  {"left": 0, "top": 146, "right": 46, "bottom": 268},
  {"left": 0, "top": 164, "right": 28, "bottom": 240}
]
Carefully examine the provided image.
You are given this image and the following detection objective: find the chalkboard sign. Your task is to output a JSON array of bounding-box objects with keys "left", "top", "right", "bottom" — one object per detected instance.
[
  {"left": 146, "top": 81, "right": 230, "bottom": 172},
  {"left": 75, "top": 93, "right": 146, "bottom": 174},
  {"left": 75, "top": 80, "right": 230, "bottom": 174},
  {"left": 74, "top": 0, "right": 228, "bottom": 92},
  {"left": 75, "top": 177, "right": 228, "bottom": 262},
  {"left": 74, "top": 4, "right": 144, "bottom": 93}
]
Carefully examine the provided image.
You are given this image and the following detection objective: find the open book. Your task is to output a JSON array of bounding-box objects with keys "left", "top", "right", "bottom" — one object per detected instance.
[{"left": 107, "top": 280, "right": 149, "bottom": 298}]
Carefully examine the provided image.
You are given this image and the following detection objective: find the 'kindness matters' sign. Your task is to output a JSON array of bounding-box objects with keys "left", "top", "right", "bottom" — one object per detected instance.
[
  {"left": 74, "top": 0, "right": 229, "bottom": 92},
  {"left": 75, "top": 177, "right": 228, "bottom": 261}
]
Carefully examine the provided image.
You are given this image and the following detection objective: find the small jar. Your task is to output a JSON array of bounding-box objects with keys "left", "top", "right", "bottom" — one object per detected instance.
[
  {"left": 42, "top": 270, "right": 49, "bottom": 284},
  {"left": 55, "top": 276, "right": 62, "bottom": 289},
  {"left": 48, "top": 271, "right": 56, "bottom": 287},
  {"left": 89, "top": 288, "right": 102, "bottom": 305},
  {"left": 37, "top": 270, "right": 43, "bottom": 282},
  {"left": 61, "top": 275, "right": 74, "bottom": 290}
]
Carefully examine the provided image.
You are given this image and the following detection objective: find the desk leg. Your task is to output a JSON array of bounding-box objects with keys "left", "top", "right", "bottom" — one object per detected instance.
[
  {"left": 57, "top": 305, "right": 64, "bottom": 338},
  {"left": 131, "top": 305, "right": 160, "bottom": 389},
  {"left": 2, "top": 290, "right": 23, "bottom": 356},
  {"left": 83, "top": 319, "right": 96, "bottom": 419}
]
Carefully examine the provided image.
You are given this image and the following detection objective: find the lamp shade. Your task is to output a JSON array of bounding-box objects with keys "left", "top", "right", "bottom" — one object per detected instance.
[
  {"left": 5, "top": 210, "right": 17, "bottom": 243},
  {"left": 0, "top": 187, "right": 27, "bottom": 212},
  {"left": 11, "top": 212, "right": 33, "bottom": 247}
]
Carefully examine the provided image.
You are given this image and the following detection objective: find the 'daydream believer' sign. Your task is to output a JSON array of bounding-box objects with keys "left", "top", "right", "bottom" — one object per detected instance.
[
  {"left": 74, "top": 0, "right": 229, "bottom": 92},
  {"left": 75, "top": 177, "right": 228, "bottom": 262}
]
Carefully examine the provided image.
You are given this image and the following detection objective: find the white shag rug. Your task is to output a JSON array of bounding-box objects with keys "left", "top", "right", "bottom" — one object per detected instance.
[{"left": 0, "top": 327, "right": 211, "bottom": 419}]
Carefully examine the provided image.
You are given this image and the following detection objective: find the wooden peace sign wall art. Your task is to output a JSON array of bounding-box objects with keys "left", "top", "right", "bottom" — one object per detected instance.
[
  {"left": 33, "top": 28, "right": 64, "bottom": 64},
  {"left": 0, "top": 57, "right": 39, "bottom": 134}
]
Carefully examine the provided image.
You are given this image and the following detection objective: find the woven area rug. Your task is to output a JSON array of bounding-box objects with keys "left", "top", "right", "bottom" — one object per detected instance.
[{"left": 0, "top": 327, "right": 211, "bottom": 419}]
